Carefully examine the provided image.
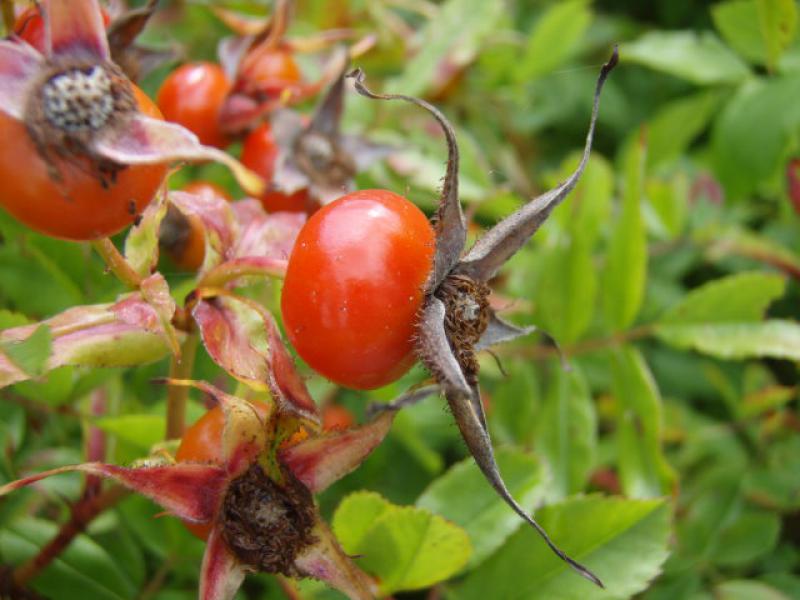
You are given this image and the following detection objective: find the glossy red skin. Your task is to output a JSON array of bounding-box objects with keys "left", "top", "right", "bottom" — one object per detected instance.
[
  {"left": 322, "top": 404, "right": 355, "bottom": 431},
  {"left": 14, "top": 6, "right": 111, "bottom": 52},
  {"left": 157, "top": 62, "right": 231, "bottom": 148},
  {"left": 281, "top": 190, "right": 435, "bottom": 390},
  {"left": 175, "top": 401, "right": 270, "bottom": 539},
  {"left": 0, "top": 87, "right": 167, "bottom": 241},
  {"left": 240, "top": 123, "right": 312, "bottom": 213}
]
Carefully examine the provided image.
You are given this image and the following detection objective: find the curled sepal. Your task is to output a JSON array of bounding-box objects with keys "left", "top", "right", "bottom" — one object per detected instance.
[
  {"left": 456, "top": 47, "right": 619, "bottom": 283},
  {"left": 0, "top": 41, "right": 43, "bottom": 119},
  {"left": 230, "top": 200, "right": 304, "bottom": 261},
  {"left": 44, "top": 0, "right": 109, "bottom": 60},
  {"left": 168, "top": 190, "right": 238, "bottom": 271},
  {"left": 91, "top": 115, "right": 266, "bottom": 197},
  {"left": 446, "top": 384, "right": 602, "bottom": 588},
  {"left": 0, "top": 463, "right": 227, "bottom": 523},
  {"left": 191, "top": 292, "right": 320, "bottom": 426},
  {"left": 294, "top": 519, "right": 375, "bottom": 600},
  {"left": 474, "top": 312, "right": 536, "bottom": 352},
  {"left": 124, "top": 190, "right": 167, "bottom": 277},
  {"left": 164, "top": 379, "right": 269, "bottom": 477},
  {"left": 199, "top": 526, "right": 248, "bottom": 600},
  {"left": 140, "top": 273, "right": 180, "bottom": 357},
  {"left": 0, "top": 295, "right": 181, "bottom": 389},
  {"left": 106, "top": 0, "right": 164, "bottom": 81},
  {"left": 348, "top": 68, "right": 465, "bottom": 289},
  {"left": 279, "top": 411, "right": 395, "bottom": 494}
]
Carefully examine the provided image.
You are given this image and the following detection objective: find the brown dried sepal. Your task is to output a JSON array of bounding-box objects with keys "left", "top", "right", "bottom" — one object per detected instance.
[
  {"left": 221, "top": 464, "right": 316, "bottom": 577},
  {"left": 293, "top": 129, "right": 356, "bottom": 192},
  {"left": 434, "top": 274, "right": 490, "bottom": 385},
  {"left": 24, "top": 59, "right": 136, "bottom": 188}
]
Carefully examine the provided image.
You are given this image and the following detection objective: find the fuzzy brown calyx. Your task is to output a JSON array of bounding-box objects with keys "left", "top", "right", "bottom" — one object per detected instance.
[
  {"left": 434, "top": 274, "right": 491, "bottom": 385},
  {"left": 221, "top": 464, "right": 316, "bottom": 577}
]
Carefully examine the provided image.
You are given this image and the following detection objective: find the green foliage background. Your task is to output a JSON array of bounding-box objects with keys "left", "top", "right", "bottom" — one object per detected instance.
[{"left": 2, "top": 0, "right": 800, "bottom": 598}]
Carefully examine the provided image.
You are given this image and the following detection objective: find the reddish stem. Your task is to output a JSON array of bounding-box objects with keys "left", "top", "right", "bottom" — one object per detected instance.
[{"left": 12, "top": 486, "right": 130, "bottom": 586}]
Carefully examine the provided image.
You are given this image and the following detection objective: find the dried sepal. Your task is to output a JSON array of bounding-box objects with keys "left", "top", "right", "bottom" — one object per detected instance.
[
  {"left": 0, "top": 462, "right": 227, "bottom": 523},
  {"left": 91, "top": 115, "right": 265, "bottom": 197},
  {"left": 0, "top": 41, "right": 43, "bottom": 119},
  {"left": 200, "top": 526, "right": 249, "bottom": 600},
  {"left": 456, "top": 47, "right": 619, "bottom": 282},
  {"left": 107, "top": 0, "right": 173, "bottom": 82},
  {"left": 44, "top": 0, "right": 109, "bottom": 59},
  {"left": 474, "top": 312, "right": 535, "bottom": 352},
  {"left": 279, "top": 411, "right": 395, "bottom": 494},
  {"left": 348, "top": 68, "right": 466, "bottom": 289},
  {"left": 293, "top": 519, "right": 375, "bottom": 600}
]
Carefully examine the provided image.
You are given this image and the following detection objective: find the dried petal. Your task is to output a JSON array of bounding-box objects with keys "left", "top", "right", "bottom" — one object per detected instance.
[
  {"left": 0, "top": 41, "right": 43, "bottom": 119},
  {"left": 44, "top": 0, "right": 109, "bottom": 60},
  {"left": 280, "top": 411, "right": 395, "bottom": 493},
  {"left": 348, "top": 68, "right": 466, "bottom": 289},
  {"left": 0, "top": 463, "right": 227, "bottom": 523},
  {"left": 199, "top": 526, "right": 248, "bottom": 600},
  {"left": 339, "top": 134, "right": 396, "bottom": 173},
  {"left": 231, "top": 199, "right": 304, "bottom": 261},
  {"left": 218, "top": 34, "right": 255, "bottom": 80},
  {"left": 456, "top": 48, "right": 619, "bottom": 282},
  {"left": 294, "top": 519, "right": 375, "bottom": 600},
  {"left": 91, "top": 115, "right": 265, "bottom": 197}
]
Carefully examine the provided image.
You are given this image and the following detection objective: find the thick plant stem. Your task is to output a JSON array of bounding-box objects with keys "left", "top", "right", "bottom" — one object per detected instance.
[
  {"left": 12, "top": 485, "right": 129, "bottom": 586},
  {"left": 165, "top": 333, "right": 199, "bottom": 440},
  {"left": 91, "top": 238, "right": 142, "bottom": 289}
]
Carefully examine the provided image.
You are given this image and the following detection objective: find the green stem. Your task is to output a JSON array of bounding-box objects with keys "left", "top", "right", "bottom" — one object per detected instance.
[
  {"left": 165, "top": 333, "right": 199, "bottom": 440},
  {"left": 1, "top": 0, "right": 14, "bottom": 35},
  {"left": 91, "top": 238, "right": 142, "bottom": 289}
]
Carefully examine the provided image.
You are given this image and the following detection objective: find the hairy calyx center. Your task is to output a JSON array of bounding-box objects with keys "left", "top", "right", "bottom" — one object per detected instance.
[{"left": 43, "top": 66, "right": 114, "bottom": 132}]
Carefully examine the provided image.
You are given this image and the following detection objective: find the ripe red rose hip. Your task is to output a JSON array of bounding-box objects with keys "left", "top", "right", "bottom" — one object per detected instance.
[{"left": 281, "top": 190, "right": 435, "bottom": 390}]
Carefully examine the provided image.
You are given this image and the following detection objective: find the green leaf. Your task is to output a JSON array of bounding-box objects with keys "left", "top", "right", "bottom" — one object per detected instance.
[
  {"left": 455, "top": 496, "right": 671, "bottom": 600},
  {"left": 638, "top": 91, "right": 722, "bottom": 169},
  {"left": 515, "top": 0, "right": 593, "bottom": 81},
  {"left": 623, "top": 31, "right": 751, "bottom": 85},
  {"left": 610, "top": 346, "right": 676, "bottom": 498},
  {"left": 712, "top": 510, "right": 781, "bottom": 567},
  {"left": 13, "top": 366, "right": 75, "bottom": 406},
  {"left": 0, "top": 516, "right": 137, "bottom": 600},
  {"left": 1, "top": 324, "right": 52, "bottom": 376},
  {"left": 489, "top": 361, "right": 540, "bottom": 447},
  {"left": 0, "top": 310, "right": 29, "bottom": 330},
  {"left": 756, "top": 0, "right": 798, "bottom": 71},
  {"left": 331, "top": 491, "right": 395, "bottom": 552},
  {"left": 386, "top": 0, "right": 504, "bottom": 96},
  {"left": 646, "top": 175, "right": 688, "bottom": 240},
  {"left": 712, "top": 75, "right": 800, "bottom": 199},
  {"left": 713, "top": 0, "right": 770, "bottom": 64},
  {"left": 536, "top": 363, "right": 596, "bottom": 499},
  {"left": 655, "top": 320, "right": 800, "bottom": 360},
  {"left": 658, "top": 271, "right": 785, "bottom": 325},
  {"left": 537, "top": 236, "right": 597, "bottom": 344},
  {"left": 333, "top": 492, "right": 471, "bottom": 594},
  {"left": 603, "top": 135, "right": 647, "bottom": 331},
  {"left": 416, "top": 447, "right": 545, "bottom": 568},
  {"left": 715, "top": 580, "right": 792, "bottom": 600},
  {"left": 94, "top": 414, "right": 166, "bottom": 451}
]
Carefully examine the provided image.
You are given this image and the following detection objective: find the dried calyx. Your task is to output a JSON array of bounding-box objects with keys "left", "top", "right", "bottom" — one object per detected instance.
[
  {"left": 349, "top": 46, "right": 619, "bottom": 588},
  {"left": 221, "top": 464, "right": 316, "bottom": 576},
  {"left": 270, "top": 53, "right": 392, "bottom": 206}
]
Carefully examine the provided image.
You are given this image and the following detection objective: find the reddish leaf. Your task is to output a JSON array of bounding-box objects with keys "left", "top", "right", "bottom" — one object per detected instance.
[{"left": 199, "top": 526, "right": 248, "bottom": 600}]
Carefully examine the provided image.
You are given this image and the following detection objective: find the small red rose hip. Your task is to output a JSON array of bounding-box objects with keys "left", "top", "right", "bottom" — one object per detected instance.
[
  {"left": 281, "top": 190, "right": 435, "bottom": 390},
  {"left": 157, "top": 62, "right": 231, "bottom": 148}
]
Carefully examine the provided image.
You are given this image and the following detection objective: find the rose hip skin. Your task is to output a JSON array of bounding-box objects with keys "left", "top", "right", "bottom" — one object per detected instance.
[
  {"left": 157, "top": 62, "right": 231, "bottom": 148},
  {"left": 281, "top": 190, "right": 435, "bottom": 390},
  {"left": 0, "top": 87, "right": 166, "bottom": 241}
]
